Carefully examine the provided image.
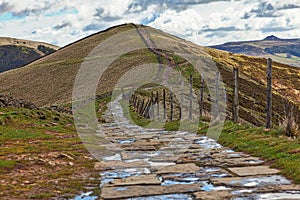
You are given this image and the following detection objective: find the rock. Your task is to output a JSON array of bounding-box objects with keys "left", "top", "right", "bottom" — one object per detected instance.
[
  {"left": 194, "top": 190, "right": 233, "bottom": 200},
  {"left": 60, "top": 153, "right": 75, "bottom": 160},
  {"left": 48, "top": 161, "right": 56, "bottom": 166},
  {"left": 39, "top": 115, "right": 46, "bottom": 120},
  {"left": 227, "top": 166, "right": 280, "bottom": 177},
  {"left": 157, "top": 163, "right": 200, "bottom": 174},
  {"left": 94, "top": 161, "right": 149, "bottom": 171},
  {"left": 101, "top": 184, "right": 201, "bottom": 199},
  {"left": 0, "top": 94, "right": 37, "bottom": 109},
  {"left": 108, "top": 174, "right": 161, "bottom": 186}
]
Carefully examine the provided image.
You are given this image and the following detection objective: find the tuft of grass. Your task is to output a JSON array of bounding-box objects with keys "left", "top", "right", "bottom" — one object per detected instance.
[{"left": 0, "top": 160, "right": 16, "bottom": 170}]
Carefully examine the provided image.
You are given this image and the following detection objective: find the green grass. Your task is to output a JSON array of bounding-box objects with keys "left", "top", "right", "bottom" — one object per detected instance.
[
  {"left": 0, "top": 106, "right": 100, "bottom": 199},
  {"left": 201, "top": 121, "right": 300, "bottom": 183},
  {"left": 0, "top": 160, "right": 16, "bottom": 169},
  {"left": 125, "top": 99, "right": 300, "bottom": 184},
  {"left": 0, "top": 127, "right": 52, "bottom": 141}
]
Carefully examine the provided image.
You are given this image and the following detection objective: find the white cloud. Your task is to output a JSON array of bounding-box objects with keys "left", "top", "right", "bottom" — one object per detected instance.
[{"left": 0, "top": 0, "right": 299, "bottom": 46}]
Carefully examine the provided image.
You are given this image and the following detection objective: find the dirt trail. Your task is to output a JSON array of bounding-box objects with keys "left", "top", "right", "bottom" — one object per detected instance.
[{"left": 135, "top": 26, "right": 177, "bottom": 84}]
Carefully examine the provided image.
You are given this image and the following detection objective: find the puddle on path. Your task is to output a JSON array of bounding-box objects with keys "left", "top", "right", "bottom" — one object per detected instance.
[
  {"left": 128, "top": 194, "right": 193, "bottom": 200},
  {"left": 73, "top": 192, "right": 97, "bottom": 200},
  {"left": 117, "top": 138, "right": 137, "bottom": 144},
  {"left": 102, "top": 153, "right": 122, "bottom": 161},
  {"left": 229, "top": 175, "right": 291, "bottom": 187},
  {"left": 232, "top": 192, "right": 300, "bottom": 200},
  {"left": 201, "top": 181, "right": 231, "bottom": 192},
  {"left": 194, "top": 137, "right": 223, "bottom": 149}
]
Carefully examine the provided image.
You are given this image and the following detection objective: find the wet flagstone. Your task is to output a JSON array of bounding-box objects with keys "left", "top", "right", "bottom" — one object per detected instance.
[
  {"left": 227, "top": 166, "right": 280, "bottom": 177},
  {"left": 84, "top": 96, "right": 300, "bottom": 199}
]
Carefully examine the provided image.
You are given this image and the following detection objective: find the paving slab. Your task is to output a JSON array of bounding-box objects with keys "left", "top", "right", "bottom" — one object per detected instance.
[
  {"left": 157, "top": 163, "right": 200, "bottom": 174},
  {"left": 212, "top": 175, "right": 290, "bottom": 187},
  {"left": 107, "top": 174, "right": 161, "bottom": 186},
  {"left": 194, "top": 190, "right": 233, "bottom": 200},
  {"left": 101, "top": 184, "right": 201, "bottom": 199},
  {"left": 227, "top": 166, "right": 280, "bottom": 176},
  {"left": 94, "top": 160, "right": 149, "bottom": 171}
]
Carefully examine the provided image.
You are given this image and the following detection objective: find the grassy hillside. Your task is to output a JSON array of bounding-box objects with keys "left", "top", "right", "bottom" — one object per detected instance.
[
  {"left": 0, "top": 23, "right": 299, "bottom": 126},
  {"left": 0, "top": 37, "right": 58, "bottom": 73}
]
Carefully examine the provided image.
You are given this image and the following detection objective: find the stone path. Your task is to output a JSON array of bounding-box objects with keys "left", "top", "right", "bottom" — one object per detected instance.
[{"left": 90, "top": 96, "right": 300, "bottom": 200}]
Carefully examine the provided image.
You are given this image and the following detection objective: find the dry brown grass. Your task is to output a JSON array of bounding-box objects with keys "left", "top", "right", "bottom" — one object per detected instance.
[{"left": 279, "top": 102, "right": 300, "bottom": 138}]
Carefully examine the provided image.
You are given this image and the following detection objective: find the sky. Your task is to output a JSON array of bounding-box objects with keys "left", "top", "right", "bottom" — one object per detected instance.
[{"left": 0, "top": 0, "right": 300, "bottom": 47}]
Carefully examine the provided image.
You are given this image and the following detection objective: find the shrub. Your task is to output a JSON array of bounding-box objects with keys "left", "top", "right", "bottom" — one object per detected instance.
[{"left": 280, "top": 109, "right": 299, "bottom": 139}]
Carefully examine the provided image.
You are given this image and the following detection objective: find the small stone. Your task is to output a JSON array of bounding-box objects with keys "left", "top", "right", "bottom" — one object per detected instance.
[{"left": 48, "top": 161, "right": 56, "bottom": 166}]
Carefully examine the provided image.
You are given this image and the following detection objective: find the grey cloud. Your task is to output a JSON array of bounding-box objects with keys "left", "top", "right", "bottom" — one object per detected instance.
[
  {"left": 206, "top": 32, "right": 227, "bottom": 38},
  {"left": 94, "top": 8, "right": 122, "bottom": 22},
  {"left": 201, "top": 26, "right": 244, "bottom": 32},
  {"left": 256, "top": 12, "right": 281, "bottom": 18},
  {"left": 261, "top": 26, "right": 294, "bottom": 33},
  {"left": 127, "top": 2, "right": 142, "bottom": 13},
  {"left": 243, "top": 1, "right": 300, "bottom": 19},
  {"left": 53, "top": 21, "right": 72, "bottom": 30},
  {"left": 127, "top": 0, "right": 234, "bottom": 13},
  {"left": 246, "top": 1, "right": 280, "bottom": 18},
  {"left": 278, "top": 3, "right": 300, "bottom": 10},
  {"left": 0, "top": 2, "right": 13, "bottom": 14},
  {"left": 11, "top": 2, "right": 55, "bottom": 17},
  {"left": 94, "top": 8, "right": 104, "bottom": 17},
  {"left": 12, "top": 8, "right": 41, "bottom": 17},
  {"left": 83, "top": 23, "right": 105, "bottom": 32}
]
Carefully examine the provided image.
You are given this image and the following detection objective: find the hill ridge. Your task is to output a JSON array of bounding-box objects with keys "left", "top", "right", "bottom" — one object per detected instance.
[{"left": 0, "top": 37, "right": 59, "bottom": 73}]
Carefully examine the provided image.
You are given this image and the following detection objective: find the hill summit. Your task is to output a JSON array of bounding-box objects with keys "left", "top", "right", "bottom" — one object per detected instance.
[{"left": 263, "top": 35, "right": 282, "bottom": 41}]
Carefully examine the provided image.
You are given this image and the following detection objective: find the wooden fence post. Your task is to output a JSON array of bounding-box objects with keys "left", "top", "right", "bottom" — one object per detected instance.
[
  {"left": 189, "top": 75, "right": 193, "bottom": 119},
  {"left": 233, "top": 68, "right": 239, "bottom": 123},
  {"left": 143, "top": 100, "right": 150, "bottom": 118},
  {"left": 214, "top": 71, "right": 220, "bottom": 119},
  {"left": 156, "top": 91, "right": 159, "bottom": 119},
  {"left": 199, "top": 75, "right": 204, "bottom": 117},
  {"left": 121, "top": 87, "right": 124, "bottom": 99},
  {"left": 163, "top": 89, "right": 166, "bottom": 119},
  {"left": 180, "top": 80, "right": 183, "bottom": 119},
  {"left": 170, "top": 91, "right": 173, "bottom": 121},
  {"left": 266, "top": 58, "right": 272, "bottom": 128},
  {"left": 139, "top": 98, "right": 144, "bottom": 115},
  {"left": 136, "top": 99, "right": 140, "bottom": 113},
  {"left": 150, "top": 92, "right": 154, "bottom": 119}
]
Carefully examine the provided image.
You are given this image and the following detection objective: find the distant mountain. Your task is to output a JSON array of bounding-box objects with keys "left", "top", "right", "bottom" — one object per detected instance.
[
  {"left": 263, "top": 35, "right": 282, "bottom": 41},
  {"left": 210, "top": 35, "right": 300, "bottom": 67},
  {"left": 0, "top": 37, "right": 59, "bottom": 73}
]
